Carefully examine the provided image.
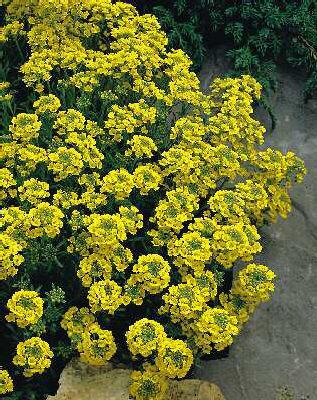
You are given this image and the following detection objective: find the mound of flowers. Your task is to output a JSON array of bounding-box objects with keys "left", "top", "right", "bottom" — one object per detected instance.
[{"left": 0, "top": 1, "right": 306, "bottom": 399}]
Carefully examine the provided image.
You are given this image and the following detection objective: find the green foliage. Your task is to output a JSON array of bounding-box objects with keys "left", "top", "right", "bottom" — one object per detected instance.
[{"left": 134, "top": 0, "right": 317, "bottom": 99}]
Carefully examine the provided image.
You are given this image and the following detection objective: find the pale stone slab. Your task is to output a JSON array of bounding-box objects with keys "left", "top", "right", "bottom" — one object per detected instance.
[{"left": 48, "top": 359, "right": 225, "bottom": 400}]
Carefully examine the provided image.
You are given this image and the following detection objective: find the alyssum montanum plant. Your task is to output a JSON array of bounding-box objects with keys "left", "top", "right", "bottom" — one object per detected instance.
[{"left": 0, "top": 1, "right": 306, "bottom": 399}]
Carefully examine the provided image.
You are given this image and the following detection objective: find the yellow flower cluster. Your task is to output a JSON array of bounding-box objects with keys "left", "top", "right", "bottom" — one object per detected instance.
[
  {"left": 0, "top": 233, "right": 24, "bottom": 280},
  {"left": 53, "top": 109, "right": 86, "bottom": 134},
  {"left": 53, "top": 190, "right": 79, "bottom": 210},
  {"left": 61, "top": 307, "right": 116, "bottom": 365},
  {"left": 77, "top": 323, "right": 117, "bottom": 366},
  {"left": 127, "top": 255, "right": 170, "bottom": 296},
  {"left": 60, "top": 306, "right": 96, "bottom": 342},
  {"left": 84, "top": 213, "right": 126, "bottom": 245},
  {"left": 9, "top": 113, "right": 42, "bottom": 142},
  {"left": 88, "top": 279, "right": 124, "bottom": 314},
  {"left": 231, "top": 263, "right": 276, "bottom": 305},
  {"left": 0, "top": 369, "right": 14, "bottom": 395},
  {"left": 130, "top": 368, "right": 169, "bottom": 400},
  {"left": 156, "top": 338, "right": 193, "bottom": 379},
  {"left": 187, "top": 271, "right": 218, "bottom": 301},
  {"left": 33, "top": 94, "right": 61, "bottom": 114},
  {"left": 0, "top": 202, "right": 65, "bottom": 280},
  {"left": 150, "top": 187, "right": 199, "bottom": 237},
  {"left": 194, "top": 308, "right": 239, "bottom": 352},
  {"left": 101, "top": 168, "right": 134, "bottom": 200},
  {"left": 133, "top": 164, "right": 163, "bottom": 195},
  {"left": 0, "top": 0, "right": 306, "bottom": 396},
  {"left": 28, "top": 202, "right": 64, "bottom": 238},
  {"left": 105, "top": 100, "right": 157, "bottom": 142},
  {"left": 211, "top": 221, "right": 262, "bottom": 268},
  {"left": 168, "top": 231, "right": 212, "bottom": 274},
  {"left": 126, "top": 135, "right": 158, "bottom": 158},
  {"left": 218, "top": 266, "right": 276, "bottom": 332},
  {"left": 0, "top": 21, "right": 24, "bottom": 43},
  {"left": 127, "top": 322, "right": 193, "bottom": 394},
  {"left": 160, "top": 281, "right": 209, "bottom": 323},
  {"left": 6, "top": 290, "right": 44, "bottom": 328},
  {"left": 0, "top": 81, "right": 13, "bottom": 102},
  {"left": 18, "top": 178, "right": 50, "bottom": 205},
  {"left": 126, "top": 319, "right": 167, "bottom": 357},
  {"left": 13, "top": 337, "right": 53, "bottom": 377},
  {"left": 119, "top": 206, "right": 143, "bottom": 235},
  {"left": 77, "top": 254, "right": 112, "bottom": 287},
  {"left": 5, "top": 143, "right": 47, "bottom": 176},
  {"left": 0, "top": 168, "right": 16, "bottom": 201},
  {"left": 48, "top": 147, "right": 84, "bottom": 181}
]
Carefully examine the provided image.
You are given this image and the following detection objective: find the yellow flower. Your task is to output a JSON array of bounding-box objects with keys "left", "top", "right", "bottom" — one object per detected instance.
[
  {"left": 195, "top": 307, "right": 239, "bottom": 352},
  {"left": 168, "top": 231, "right": 212, "bottom": 274},
  {"left": 185, "top": 271, "right": 218, "bottom": 302},
  {"left": 61, "top": 306, "right": 95, "bottom": 341},
  {"left": 9, "top": 113, "right": 42, "bottom": 142},
  {"left": 160, "top": 281, "right": 207, "bottom": 323},
  {"left": 0, "top": 81, "right": 13, "bottom": 102},
  {"left": 13, "top": 337, "right": 53, "bottom": 377},
  {"left": 48, "top": 147, "right": 84, "bottom": 181},
  {"left": 126, "top": 135, "right": 158, "bottom": 158},
  {"left": 0, "top": 369, "right": 14, "bottom": 395},
  {"left": 17, "top": 144, "right": 47, "bottom": 175},
  {"left": 0, "top": 168, "right": 16, "bottom": 202},
  {"left": 150, "top": 187, "right": 199, "bottom": 233},
  {"left": 129, "top": 254, "right": 170, "bottom": 295},
  {"left": 77, "top": 254, "right": 112, "bottom": 287},
  {"left": 28, "top": 202, "right": 64, "bottom": 238},
  {"left": 77, "top": 323, "right": 117, "bottom": 365},
  {"left": 156, "top": 338, "right": 193, "bottom": 378},
  {"left": 84, "top": 213, "right": 126, "bottom": 245},
  {"left": 232, "top": 263, "right": 276, "bottom": 305},
  {"left": 78, "top": 172, "right": 102, "bottom": 190},
  {"left": 100, "top": 168, "right": 134, "bottom": 200},
  {"left": 33, "top": 94, "right": 61, "bottom": 114},
  {"left": 88, "top": 279, "right": 123, "bottom": 314},
  {"left": 53, "top": 109, "right": 85, "bottom": 134},
  {"left": 119, "top": 205, "right": 143, "bottom": 234},
  {"left": 0, "top": 233, "right": 24, "bottom": 280},
  {"left": 123, "top": 281, "right": 146, "bottom": 306},
  {"left": 18, "top": 178, "right": 50, "bottom": 205},
  {"left": 53, "top": 190, "right": 79, "bottom": 209},
  {"left": 130, "top": 368, "right": 169, "bottom": 400},
  {"left": 6, "top": 290, "right": 44, "bottom": 328},
  {"left": 211, "top": 221, "right": 262, "bottom": 268},
  {"left": 133, "top": 164, "right": 163, "bottom": 195},
  {"left": 0, "top": 21, "right": 24, "bottom": 43},
  {"left": 208, "top": 190, "right": 246, "bottom": 222},
  {"left": 105, "top": 100, "right": 156, "bottom": 142},
  {"left": 0, "top": 0, "right": 306, "bottom": 391},
  {"left": 126, "top": 319, "right": 167, "bottom": 357},
  {"left": 219, "top": 293, "right": 252, "bottom": 327}
]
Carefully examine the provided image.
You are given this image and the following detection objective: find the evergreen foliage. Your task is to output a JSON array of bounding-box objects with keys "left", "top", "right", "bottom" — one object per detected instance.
[{"left": 133, "top": 0, "right": 317, "bottom": 100}]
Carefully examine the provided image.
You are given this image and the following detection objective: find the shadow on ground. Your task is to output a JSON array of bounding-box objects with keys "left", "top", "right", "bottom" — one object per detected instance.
[{"left": 197, "top": 48, "right": 317, "bottom": 400}]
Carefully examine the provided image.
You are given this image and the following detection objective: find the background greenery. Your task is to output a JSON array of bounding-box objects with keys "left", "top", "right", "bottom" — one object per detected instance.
[{"left": 131, "top": 0, "right": 317, "bottom": 100}]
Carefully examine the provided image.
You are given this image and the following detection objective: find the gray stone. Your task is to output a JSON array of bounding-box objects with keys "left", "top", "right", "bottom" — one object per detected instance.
[
  {"left": 197, "top": 48, "right": 317, "bottom": 400},
  {"left": 48, "top": 359, "right": 225, "bottom": 400}
]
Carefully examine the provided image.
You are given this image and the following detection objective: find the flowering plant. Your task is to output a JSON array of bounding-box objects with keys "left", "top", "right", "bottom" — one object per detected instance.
[{"left": 0, "top": 0, "right": 306, "bottom": 399}]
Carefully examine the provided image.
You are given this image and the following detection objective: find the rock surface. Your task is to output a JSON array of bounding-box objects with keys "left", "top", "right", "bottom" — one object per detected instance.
[
  {"left": 198, "top": 47, "right": 317, "bottom": 400},
  {"left": 48, "top": 359, "right": 225, "bottom": 400}
]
